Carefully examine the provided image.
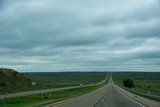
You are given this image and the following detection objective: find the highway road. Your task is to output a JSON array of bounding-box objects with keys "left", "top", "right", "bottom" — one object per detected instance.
[{"left": 50, "top": 77, "right": 160, "bottom": 107}]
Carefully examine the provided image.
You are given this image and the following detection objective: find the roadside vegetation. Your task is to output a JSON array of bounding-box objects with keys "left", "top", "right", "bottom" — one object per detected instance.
[
  {"left": 112, "top": 72, "right": 160, "bottom": 96},
  {"left": 0, "top": 68, "right": 31, "bottom": 94},
  {"left": 123, "top": 79, "right": 134, "bottom": 88}
]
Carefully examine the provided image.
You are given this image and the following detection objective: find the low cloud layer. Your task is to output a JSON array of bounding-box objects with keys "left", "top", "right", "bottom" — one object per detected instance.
[{"left": 0, "top": 0, "right": 160, "bottom": 72}]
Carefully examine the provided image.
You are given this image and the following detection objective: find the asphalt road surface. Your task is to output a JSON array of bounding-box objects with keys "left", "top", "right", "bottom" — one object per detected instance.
[
  {"left": 53, "top": 84, "right": 143, "bottom": 107},
  {"left": 94, "top": 84, "right": 143, "bottom": 107}
]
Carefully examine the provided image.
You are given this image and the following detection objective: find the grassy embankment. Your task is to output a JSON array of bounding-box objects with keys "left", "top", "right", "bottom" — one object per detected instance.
[
  {"left": 112, "top": 72, "right": 160, "bottom": 96},
  {"left": 0, "top": 78, "right": 108, "bottom": 107},
  {"left": 0, "top": 68, "right": 31, "bottom": 94}
]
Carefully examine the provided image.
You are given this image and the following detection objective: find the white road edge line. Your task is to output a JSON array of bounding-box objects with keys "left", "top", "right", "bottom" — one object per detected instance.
[{"left": 113, "top": 84, "right": 145, "bottom": 107}]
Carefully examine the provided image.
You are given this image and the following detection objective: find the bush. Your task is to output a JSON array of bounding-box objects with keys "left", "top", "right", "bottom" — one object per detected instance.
[
  {"left": 0, "top": 82, "right": 6, "bottom": 86},
  {"left": 123, "top": 79, "right": 134, "bottom": 88}
]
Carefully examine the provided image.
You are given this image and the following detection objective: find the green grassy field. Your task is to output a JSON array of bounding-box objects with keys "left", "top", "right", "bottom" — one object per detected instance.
[
  {"left": 112, "top": 72, "right": 160, "bottom": 96},
  {"left": 1, "top": 72, "right": 107, "bottom": 93},
  {"left": 0, "top": 82, "right": 107, "bottom": 107},
  {"left": 24, "top": 72, "right": 107, "bottom": 85}
]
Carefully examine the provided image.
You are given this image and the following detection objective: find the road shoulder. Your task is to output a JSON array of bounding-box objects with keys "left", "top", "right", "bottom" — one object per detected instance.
[{"left": 113, "top": 84, "right": 160, "bottom": 107}]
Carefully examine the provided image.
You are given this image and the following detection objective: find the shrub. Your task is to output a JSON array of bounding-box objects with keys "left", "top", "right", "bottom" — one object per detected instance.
[{"left": 123, "top": 79, "right": 134, "bottom": 88}]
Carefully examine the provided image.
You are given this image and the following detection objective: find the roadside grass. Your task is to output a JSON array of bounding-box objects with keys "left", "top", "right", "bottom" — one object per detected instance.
[
  {"left": 1, "top": 72, "right": 107, "bottom": 93},
  {"left": 0, "top": 82, "right": 107, "bottom": 107},
  {"left": 112, "top": 72, "right": 160, "bottom": 96}
]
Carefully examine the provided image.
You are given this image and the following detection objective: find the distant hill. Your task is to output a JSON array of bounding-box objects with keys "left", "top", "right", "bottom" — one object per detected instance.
[{"left": 0, "top": 68, "right": 31, "bottom": 93}]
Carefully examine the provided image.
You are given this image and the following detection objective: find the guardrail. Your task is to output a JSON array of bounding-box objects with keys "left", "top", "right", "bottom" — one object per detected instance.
[{"left": 124, "top": 87, "right": 160, "bottom": 102}]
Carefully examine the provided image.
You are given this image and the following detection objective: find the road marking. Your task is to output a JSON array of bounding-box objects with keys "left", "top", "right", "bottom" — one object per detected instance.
[{"left": 114, "top": 85, "right": 145, "bottom": 107}]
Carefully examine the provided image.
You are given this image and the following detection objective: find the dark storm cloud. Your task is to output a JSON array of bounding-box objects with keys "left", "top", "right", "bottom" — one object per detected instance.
[{"left": 0, "top": 0, "right": 160, "bottom": 71}]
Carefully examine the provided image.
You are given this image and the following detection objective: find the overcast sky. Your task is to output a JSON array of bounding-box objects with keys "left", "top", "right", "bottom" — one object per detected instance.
[{"left": 0, "top": 0, "right": 160, "bottom": 72}]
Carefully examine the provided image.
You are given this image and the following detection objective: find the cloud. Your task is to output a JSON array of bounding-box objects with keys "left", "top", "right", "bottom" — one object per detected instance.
[{"left": 0, "top": 0, "right": 160, "bottom": 72}]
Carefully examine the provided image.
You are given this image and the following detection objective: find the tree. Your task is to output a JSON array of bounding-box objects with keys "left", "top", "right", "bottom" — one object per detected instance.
[{"left": 123, "top": 79, "right": 134, "bottom": 88}]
